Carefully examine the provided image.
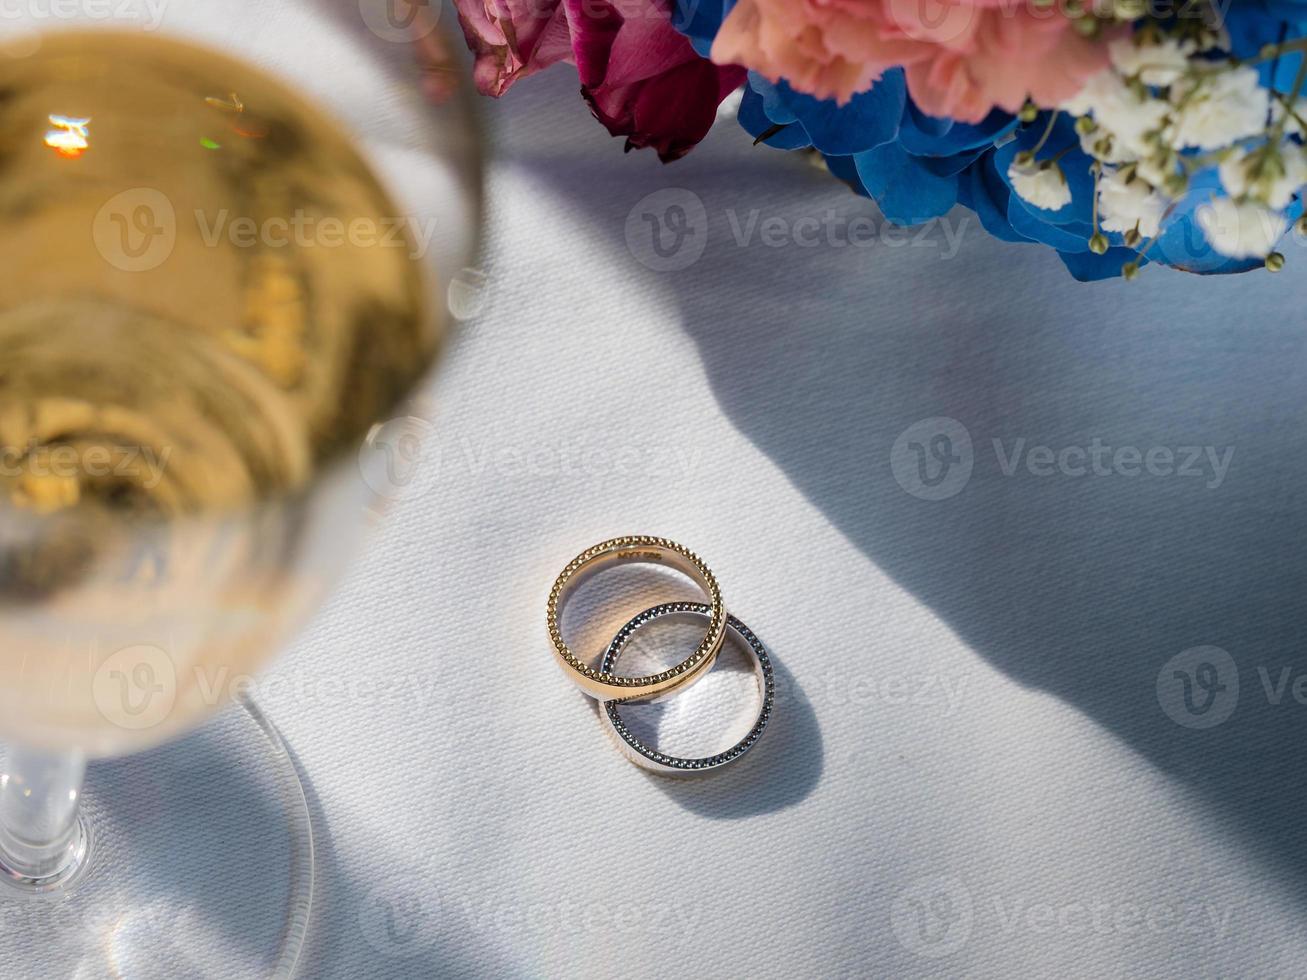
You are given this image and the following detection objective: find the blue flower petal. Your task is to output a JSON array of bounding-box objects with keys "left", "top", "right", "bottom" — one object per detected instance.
[
  {"left": 823, "top": 153, "right": 870, "bottom": 196},
  {"left": 1058, "top": 247, "right": 1149, "bottom": 282},
  {"left": 672, "top": 0, "right": 732, "bottom": 45},
  {"left": 1150, "top": 182, "right": 1304, "bottom": 275},
  {"left": 767, "top": 75, "right": 906, "bottom": 156},
  {"left": 995, "top": 114, "right": 1095, "bottom": 227},
  {"left": 918, "top": 147, "right": 991, "bottom": 178},
  {"left": 738, "top": 86, "right": 813, "bottom": 149},
  {"left": 959, "top": 155, "right": 1033, "bottom": 245},
  {"left": 1008, "top": 196, "right": 1094, "bottom": 252},
  {"left": 852, "top": 142, "right": 959, "bottom": 225},
  {"left": 1223, "top": 8, "right": 1307, "bottom": 93},
  {"left": 747, "top": 74, "right": 798, "bottom": 125},
  {"left": 900, "top": 104, "right": 1016, "bottom": 156}
]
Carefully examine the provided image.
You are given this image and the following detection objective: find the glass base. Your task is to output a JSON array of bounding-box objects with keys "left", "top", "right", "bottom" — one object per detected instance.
[{"left": 0, "top": 699, "right": 314, "bottom": 979}]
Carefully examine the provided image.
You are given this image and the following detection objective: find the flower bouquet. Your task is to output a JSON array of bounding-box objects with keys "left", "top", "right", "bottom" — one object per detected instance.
[{"left": 449, "top": 0, "right": 1307, "bottom": 279}]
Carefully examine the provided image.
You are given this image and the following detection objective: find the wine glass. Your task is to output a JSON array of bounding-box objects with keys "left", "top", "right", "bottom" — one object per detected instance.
[{"left": 0, "top": 27, "right": 480, "bottom": 977}]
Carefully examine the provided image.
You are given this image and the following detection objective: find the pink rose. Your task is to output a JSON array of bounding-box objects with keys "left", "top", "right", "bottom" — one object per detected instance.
[
  {"left": 711, "top": 0, "right": 1109, "bottom": 123},
  {"left": 453, "top": 0, "right": 745, "bottom": 161},
  {"left": 454, "top": 0, "right": 574, "bottom": 98}
]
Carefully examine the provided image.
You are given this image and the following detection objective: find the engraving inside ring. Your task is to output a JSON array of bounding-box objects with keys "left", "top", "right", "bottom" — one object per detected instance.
[{"left": 559, "top": 560, "right": 707, "bottom": 677}]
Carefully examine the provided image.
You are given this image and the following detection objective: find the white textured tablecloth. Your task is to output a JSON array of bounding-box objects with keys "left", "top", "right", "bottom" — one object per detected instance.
[{"left": 9, "top": 2, "right": 1307, "bottom": 977}]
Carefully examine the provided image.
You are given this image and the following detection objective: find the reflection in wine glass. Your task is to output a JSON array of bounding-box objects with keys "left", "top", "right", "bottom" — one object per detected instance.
[{"left": 0, "top": 29, "right": 481, "bottom": 977}]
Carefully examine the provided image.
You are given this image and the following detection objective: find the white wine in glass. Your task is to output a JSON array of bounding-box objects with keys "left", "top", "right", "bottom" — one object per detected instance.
[{"left": 0, "top": 28, "right": 480, "bottom": 978}]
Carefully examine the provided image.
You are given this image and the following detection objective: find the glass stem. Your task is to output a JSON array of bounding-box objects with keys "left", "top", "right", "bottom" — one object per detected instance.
[{"left": 0, "top": 744, "right": 88, "bottom": 889}]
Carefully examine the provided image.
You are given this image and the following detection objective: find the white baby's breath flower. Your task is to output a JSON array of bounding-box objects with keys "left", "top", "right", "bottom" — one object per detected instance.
[
  {"left": 1197, "top": 197, "right": 1288, "bottom": 258},
  {"left": 1275, "top": 145, "right": 1307, "bottom": 206},
  {"left": 1220, "top": 144, "right": 1307, "bottom": 209},
  {"left": 1061, "top": 70, "right": 1110, "bottom": 119},
  {"left": 1098, "top": 168, "right": 1169, "bottom": 238},
  {"left": 1109, "top": 37, "right": 1194, "bottom": 87},
  {"left": 1064, "top": 70, "right": 1170, "bottom": 162},
  {"left": 1169, "top": 67, "right": 1270, "bottom": 151},
  {"left": 1218, "top": 152, "right": 1247, "bottom": 198},
  {"left": 1270, "top": 99, "right": 1304, "bottom": 137},
  {"left": 1008, "top": 161, "right": 1072, "bottom": 211},
  {"left": 1135, "top": 154, "right": 1175, "bottom": 190}
]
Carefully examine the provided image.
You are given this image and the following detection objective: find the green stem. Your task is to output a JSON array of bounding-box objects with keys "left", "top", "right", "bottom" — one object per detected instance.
[
  {"left": 1271, "top": 56, "right": 1307, "bottom": 140},
  {"left": 1030, "top": 111, "right": 1062, "bottom": 158}
]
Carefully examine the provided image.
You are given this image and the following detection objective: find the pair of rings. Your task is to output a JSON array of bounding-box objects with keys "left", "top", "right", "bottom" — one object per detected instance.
[{"left": 546, "top": 536, "right": 774, "bottom": 774}]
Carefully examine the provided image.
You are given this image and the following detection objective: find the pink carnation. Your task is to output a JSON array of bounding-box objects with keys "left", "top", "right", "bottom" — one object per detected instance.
[
  {"left": 711, "top": 0, "right": 1109, "bottom": 123},
  {"left": 453, "top": 0, "right": 745, "bottom": 161}
]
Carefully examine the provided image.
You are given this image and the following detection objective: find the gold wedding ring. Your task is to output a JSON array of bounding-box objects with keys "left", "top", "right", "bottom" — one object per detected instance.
[{"left": 546, "top": 536, "right": 726, "bottom": 702}]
